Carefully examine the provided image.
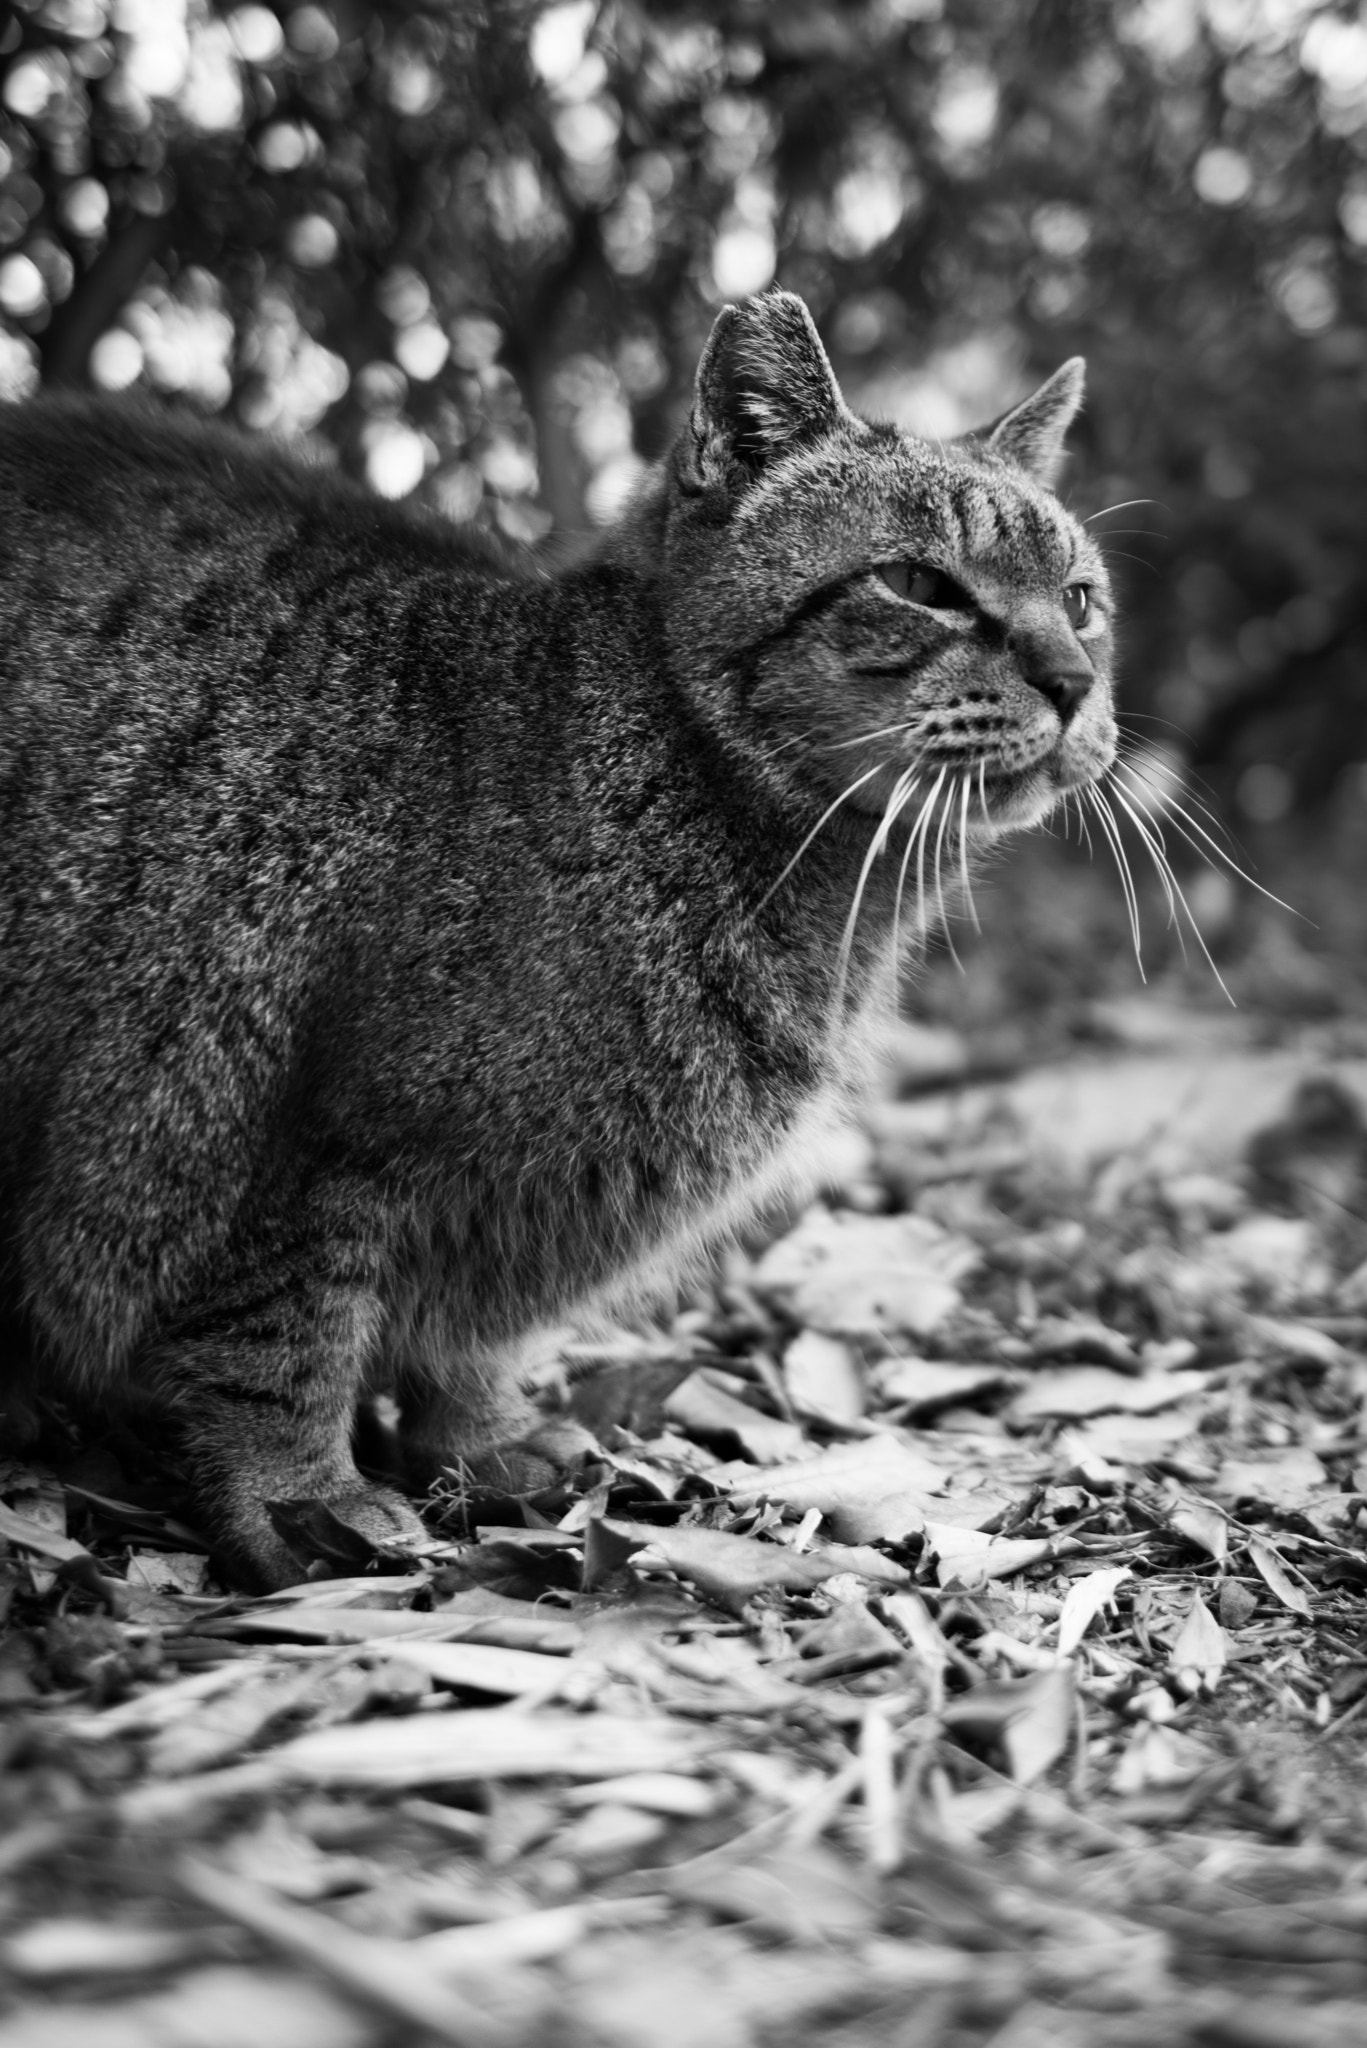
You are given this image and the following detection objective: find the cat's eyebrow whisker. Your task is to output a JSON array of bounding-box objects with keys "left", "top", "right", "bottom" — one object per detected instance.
[
  {"left": 1084, "top": 497, "right": 1162, "bottom": 524},
  {"left": 1109, "top": 782, "right": 1234, "bottom": 1004},
  {"left": 1086, "top": 785, "right": 1145, "bottom": 978},
  {"left": 752, "top": 761, "right": 886, "bottom": 913}
]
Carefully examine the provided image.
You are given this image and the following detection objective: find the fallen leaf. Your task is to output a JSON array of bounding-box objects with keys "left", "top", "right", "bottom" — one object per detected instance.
[
  {"left": 1168, "top": 1593, "right": 1227, "bottom": 1695},
  {"left": 1112, "top": 1724, "right": 1214, "bottom": 1794},
  {"left": 1062, "top": 1411, "right": 1203, "bottom": 1466},
  {"left": 942, "top": 1667, "right": 1074, "bottom": 1785},
  {"left": 1217, "top": 1448, "right": 1330, "bottom": 1512},
  {"left": 782, "top": 1330, "right": 866, "bottom": 1425},
  {"left": 1246, "top": 1536, "right": 1313, "bottom": 1617},
  {"left": 870, "top": 1356, "right": 1015, "bottom": 1418},
  {"left": 267, "top": 1708, "right": 704, "bottom": 1788},
  {"left": 924, "top": 1525, "right": 1057, "bottom": 1589},
  {"left": 663, "top": 1370, "right": 808, "bottom": 1464},
  {"left": 380, "top": 1640, "right": 577, "bottom": 1698},
  {"left": 561, "top": 1774, "right": 718, "bottom": 1817},
  {"left": 598, "top": 1516, "right": 906, "bottom": 1605},
  {"left": 1056, "top": 1566, "right": 1132, "bottom": 1657},
  {"left": 750, "top": 1206, "right": 977, "bottom": 1339},
  {"left": 2, "top": 1919, "right": 204, "bottom": 1980},
  {"left": 1008, "top": 1367, "right": 1208, "bottom": 1425},
  {"left": 721, "top": 1435, "right": 944, "bottom": 1544},
  {"left": 1167, "top": 1498, "right": 1229, "bottom": 1563},
  {"left": 666, "top": 1840, "right": 879, "bottom": 1941},
  {"left": 1026, "top": 1317, "right": 1143, "bottom": 1373},
  {"left": 126, "top": 1550, "right": 211, "bottom": 1595}
]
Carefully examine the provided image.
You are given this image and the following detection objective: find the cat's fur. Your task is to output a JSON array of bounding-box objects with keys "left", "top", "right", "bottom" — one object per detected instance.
[{"left": 0, "top": 291, "right": 1116, "bottom": 1586}]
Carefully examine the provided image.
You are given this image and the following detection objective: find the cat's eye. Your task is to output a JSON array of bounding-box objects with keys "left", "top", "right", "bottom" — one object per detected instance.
[
  {"left": 877, "top": 562, "right": 968, "bottom": 608},
  {"left": 1063, "top": 583, "right": 1092, "bottom": 629}
]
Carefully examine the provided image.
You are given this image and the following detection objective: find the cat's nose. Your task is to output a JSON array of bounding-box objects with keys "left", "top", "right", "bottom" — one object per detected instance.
[
  {"left": 1008, "top": 626, "right": 1094, "bottom": 725},
  {"left": 1032, "top": 666, "right": 1093, "bottom": 724}
]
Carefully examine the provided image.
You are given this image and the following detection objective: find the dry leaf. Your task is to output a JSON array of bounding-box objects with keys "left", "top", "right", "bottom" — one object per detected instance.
[
  {"left": 722, "top": 1435, "right": 944, "bottom": 1545},
  {"left": 750, "top": 1206, "right": 977, "bottom": 1339},
  {"left": 924, "top": 1524, "right": 1056, "bottom": 1589},
  {"left": 1167, "top": 1498, "right": 1229, "bottom": 1563},
  {"left": 1217, "top": 1448, "right": 1330, "bottom": 1512},
  {"left": 942, "top": 1667, "right": 1074, "bottom": 1785},
  {"left": 1246, "top": 1536, "right": 1313, "bottom": 1617},
  {"left": 663, "top": 1370, "right": 808, "bottom": 1464},
  {"left": 1168, "top": 1593, "right": 1227, "bottom": 1695},
  {"left": 1026, "top": 1317, "right": 1142, "bottom": 1373},
  {"left": 1008, "top": 1367, "right": 1207, "bottom": 1425},
  {"left": 598, "top": 1516, "right": 906, "bottom": 1604},
  {"left": 381, "top": 1640, "right": 577, "bottom": 1698},
  {"left": 782, "top": 1330, "right": 866, "bottom": 1425},
  {"left": 125, "top": 1550, "right": 210, "bottom": 1595},
  {"left": 870, "top": 1356, "right": 1015, "bottom": 1418},
  {"left": 1055, "top": 1566, "right": 1132, "bottom": 1657},
  {"left": 268, "top": 1708, "right": 703, "bottom": 1788}
]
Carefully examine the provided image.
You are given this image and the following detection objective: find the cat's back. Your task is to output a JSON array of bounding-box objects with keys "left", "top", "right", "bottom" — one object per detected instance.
[{"left": 0, "top": 393, "right": 507, "bottom": 613}]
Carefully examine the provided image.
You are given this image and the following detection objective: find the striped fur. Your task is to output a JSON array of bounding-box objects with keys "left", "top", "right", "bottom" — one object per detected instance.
[{"left": 0, "top": 291, "right": 1115, "bottom": 1585}]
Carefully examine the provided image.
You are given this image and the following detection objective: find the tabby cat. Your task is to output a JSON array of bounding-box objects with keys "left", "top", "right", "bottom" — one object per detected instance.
[{"left": 0, "top": 290, "right": 1115, "bottom": 1586}]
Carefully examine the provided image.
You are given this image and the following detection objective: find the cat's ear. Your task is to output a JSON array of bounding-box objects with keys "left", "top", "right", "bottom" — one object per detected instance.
[
  {"left": 680, "top": 289, "right": 851, "bottom": 505},
  {"left": 984, "top": 358, "right": 1085, "bottom": 485}
]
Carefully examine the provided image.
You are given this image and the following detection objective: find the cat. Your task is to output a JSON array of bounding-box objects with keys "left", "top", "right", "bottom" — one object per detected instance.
[{"left": 0, "top": 289, "right": 1116, "bottom": 1587}]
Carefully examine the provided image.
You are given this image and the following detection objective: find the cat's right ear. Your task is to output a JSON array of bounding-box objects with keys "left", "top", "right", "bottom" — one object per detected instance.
[
  {"left": 984, "top": 358, "right": 1086, "bottom": 486},
  {"left": 678, "top": 290, "right": 851, "bottom": 512}
]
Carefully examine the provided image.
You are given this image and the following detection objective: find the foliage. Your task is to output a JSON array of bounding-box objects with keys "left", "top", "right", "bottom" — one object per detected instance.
[
  {"left": 2, "top": 0, "right": 1366, "bottom": 822},
  {"left": 3, "top": 1043, "right": 1367, "bottom": 2045}
]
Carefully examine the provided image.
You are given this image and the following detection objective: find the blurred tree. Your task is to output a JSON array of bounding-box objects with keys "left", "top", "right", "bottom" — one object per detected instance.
[{"left": 2, "top": 0, "right": 1366, "bottom": 826}]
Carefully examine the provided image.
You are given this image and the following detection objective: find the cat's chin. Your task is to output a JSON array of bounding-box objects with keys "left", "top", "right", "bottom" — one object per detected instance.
[{"left": 973, "top": 760, "right": 1106, "bottom": 839}]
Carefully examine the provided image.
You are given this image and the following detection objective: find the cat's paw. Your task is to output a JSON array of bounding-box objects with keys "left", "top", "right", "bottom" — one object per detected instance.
[
  {"left": 229, "top": 1481, "right": 431, "bottom": 1590},
  {"left": 437, "top": 1419, "right": 603, "bottom": 1498}
]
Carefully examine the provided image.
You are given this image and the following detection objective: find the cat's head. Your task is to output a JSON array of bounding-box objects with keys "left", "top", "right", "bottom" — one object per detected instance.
[{"left": 649, "top": 288, "right": 1117, "bottom": 848}]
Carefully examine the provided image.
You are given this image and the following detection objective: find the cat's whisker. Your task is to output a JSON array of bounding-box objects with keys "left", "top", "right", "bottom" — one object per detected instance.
[
  {"left": 823, "top": 719, "right": 921, "bottom": 753},
  {"left": 1110, "top": 784, "right": 1184, "bottom": 946},
  {"left": 1118, "top": 766, "right": 1302, "bottom": 919},
  {"left": 932, "top": 776, "right": 963, "bottom": 971},
  {"left": 1086, "top": 785, "right": 1145, "bottom": 978},
  {"left": 751, "top": 760, "right": 886, "bottom": 913},
  {"left": 832, "top": 768, "right": 921, "bottom": 1015},
  {"left": 1071, "top": 789, "right": 1095, "bottom": 858},
  {"left": 977, "top": 756, "right": 989, "bottom": 824},
  {"left": 888, "top": 762, "right": 946, "bottom": 966},
  {"left": 957, "top": 772, "right": 980, "bottom": 933},
  {"left": 892, "top": 774, "right": 936, "bottom": 968},
  {"left": 1109, "top": 783, "right": 1234, "bottom": 1003}
]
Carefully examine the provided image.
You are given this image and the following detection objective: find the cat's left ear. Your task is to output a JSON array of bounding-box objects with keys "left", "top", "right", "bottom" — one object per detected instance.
[
  {"left": 680, "top": 289, "right": 852, "bottom": 506},
  {"left": 984, "top": 358, "right": 1085, "bottom": 486}
]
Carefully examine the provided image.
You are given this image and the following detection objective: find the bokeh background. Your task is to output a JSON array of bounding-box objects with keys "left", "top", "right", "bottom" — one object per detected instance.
[{"left": 2, "top": 0, "right": 1364, "bottom": 1026}]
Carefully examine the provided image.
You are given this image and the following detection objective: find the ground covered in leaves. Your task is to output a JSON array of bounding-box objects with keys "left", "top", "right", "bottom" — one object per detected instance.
[{"left": 3, "top": 988, "right": 1367, "bottom": 2048}]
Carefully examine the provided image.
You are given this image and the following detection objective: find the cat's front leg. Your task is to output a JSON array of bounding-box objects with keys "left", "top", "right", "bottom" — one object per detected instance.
[{"left": 149, "top": 1208, "right": 428, "bottom": 1589}]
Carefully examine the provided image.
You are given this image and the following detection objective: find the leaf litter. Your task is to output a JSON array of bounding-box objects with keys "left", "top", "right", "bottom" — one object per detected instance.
[{"left": 2, "top": 1053, "right": 1367, "bottom": 2046}]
